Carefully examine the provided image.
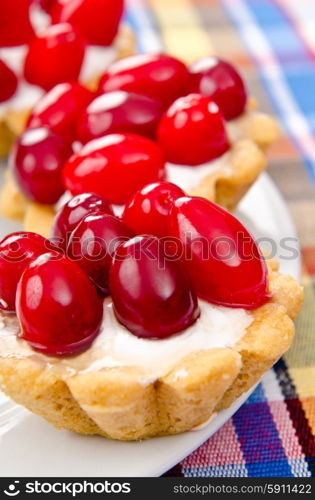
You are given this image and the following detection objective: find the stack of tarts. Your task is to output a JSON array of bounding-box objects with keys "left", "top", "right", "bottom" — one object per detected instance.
[
  {"left": 0, "top": 49, "right": 280, "bottom": 236},
  {"left": 0, "top": 2, "right": 300, "bottom": 443},
  {"left": 0, "top": 0, "right": 135, "bottom": 156}
]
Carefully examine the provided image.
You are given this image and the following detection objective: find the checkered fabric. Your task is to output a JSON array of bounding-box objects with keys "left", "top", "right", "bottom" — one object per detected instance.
[{"left": 126, "top": 0, "right": 315, "bottom": 477}]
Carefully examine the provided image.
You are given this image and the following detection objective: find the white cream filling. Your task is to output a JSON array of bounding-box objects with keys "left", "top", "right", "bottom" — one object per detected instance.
[
  {"left": 167, "top": 150, "right": 231, "bottom": 193},
  {"left": 0, "top": 298, "right": 252, "bottom": 381}
]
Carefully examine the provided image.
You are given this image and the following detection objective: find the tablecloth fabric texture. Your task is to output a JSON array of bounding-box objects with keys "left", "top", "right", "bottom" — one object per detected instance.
[{"left": 126, "top": 0, "right": 315, "bottom": 477}]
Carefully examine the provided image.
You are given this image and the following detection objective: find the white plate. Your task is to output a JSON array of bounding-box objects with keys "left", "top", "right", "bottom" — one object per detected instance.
[{"left": 0, "top": 173, "right": 300, "bottom": 477}]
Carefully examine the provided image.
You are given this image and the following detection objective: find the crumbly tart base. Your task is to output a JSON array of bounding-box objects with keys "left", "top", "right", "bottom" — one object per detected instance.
[
  {"left": 0, "top": 138, "right": 267, "bottom": 238},
  {"left": 0, "top": 260, "right": 303, "bottom": 440},
  {"left": 0, "top": 23, "right": 136, "bottom": 158}
]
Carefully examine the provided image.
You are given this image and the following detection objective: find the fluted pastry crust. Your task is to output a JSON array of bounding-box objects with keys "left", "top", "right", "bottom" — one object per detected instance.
[{"left": 0, "top": 261, "right": 303, "bottom": 440}]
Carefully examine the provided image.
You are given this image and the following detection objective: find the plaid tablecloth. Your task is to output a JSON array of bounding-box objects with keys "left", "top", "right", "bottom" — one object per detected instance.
[{"left": 126, "top": 0, "right": 315, "bottom": 477}]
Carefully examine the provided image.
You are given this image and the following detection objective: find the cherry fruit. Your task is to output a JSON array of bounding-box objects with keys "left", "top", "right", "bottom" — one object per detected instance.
[
  {"left": 157, "top": 93, "right": 229, "bottom": 165},
  {"left": 51, "top": 0, "right": 124, "bottom": 46},
  {"left": 0, "top": 60, "right": 18, "bottom": 103},
  {"left": 122, "top": 181, "right": 185, "bottom": 238},
  {"left": 189, "top": 57, "right": 247, "bottom": 120},
  {"left": 0, "top": 0, "right": 35, "bottom": 47},
  {"left": 63, "top": 133, "right": 165, "bottom": 205},
  {"left": 99, "top": 53, "right": 189, "bottom": 107},
  {"left": 16, "top": 253, "right": 104, "bottom": 356},
  {"left": 11, "top": 127, "right": 72, "bottom": 204},
  {"left": 77, "top": 91, "right": 163, "bottom": 143},
  {"left": 27, "top": 82, "right": 94, "bottom": 142},
  {"left": 109, "top": 235, "right": 200, "bottom": 339},
  {"left": 0, "top": 232, "right": 51, "bottom": 312},
  {"left": 168, "top": 196, "right": 269, "bottom": 309},
  {"left": 24, "top": 23, "right": 86, "bottom": 90},
  {"left": 51, "top": 192, "right": 113, "bottom": 251},
  {"left": 67, "top": 213, "right": 132, "bottom": 294}
]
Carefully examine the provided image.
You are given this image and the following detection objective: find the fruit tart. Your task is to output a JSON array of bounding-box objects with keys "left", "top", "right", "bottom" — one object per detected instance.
[
  {"left": 0, "top": 53, "right": 273, "bottom": 236},
  {"left": 0, "top": 0, "right": 135, "bottom": 157},
  {"left": 0, "top": 190, "right": 303, "bottom": 440}
]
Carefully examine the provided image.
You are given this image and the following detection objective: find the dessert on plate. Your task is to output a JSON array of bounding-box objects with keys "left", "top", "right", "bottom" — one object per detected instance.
[
  {"left": 0, "top": 53, "right": 277, "bottom": 236},
  {"left": 0, "top": 189, "right": 303, "bottom": 440},
  {"left": 0, "top": 0, "right": 135, "bottom": 156}
]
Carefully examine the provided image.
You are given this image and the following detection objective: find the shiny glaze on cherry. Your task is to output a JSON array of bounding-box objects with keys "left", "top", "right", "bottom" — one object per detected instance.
[
  {"left": 0, "top": 232, "right": 52, "bottom": 312},
  {"left": 76, "top": 91, "right": 163, "bottom": 143},
  {"left": 63, "top": 133, "right": 165, "bottom": 205},
  {"left": 99, "top": 53, "right": 190, "bottom": 107},
  {"left": 157, "top": 94, "right": 229, "bottom": 165},
  {"left": 122, "top": 181, "right": 185, "bottom": 238},
  {"left": 67, "top": 213, "right": 132, "bottom": 294},
  {"left": 51, "top": 192, "right": 113, "bottom": 251},
  {"left": 51, "top": 0, "right": 124, "bottom": 46},
  {"left": 0, "top": 0, "right": 35, "bottom": 47},
  {"left": 11, "top": 127, "right": 72, "bottom": 204},
  {"left": 16, "top": 253, "right": 104, "bottom": 356},
  {"left": 168, "top": 196, "right": 269, "bottom": 309},
  {"left": 189, "top": 57, "right": 247, "bottom": 120},
  {"left": 24, "top": 23, "right": 86, "bottom": 90},
  {"left": 27, "top": 82, "right": 94, "bottom": 142},
  {"left": 0, "top": 60, "right": 18, "bottom": 103},
  {"left": 109, "top": 235, "right": 200, "bottom": 339}
]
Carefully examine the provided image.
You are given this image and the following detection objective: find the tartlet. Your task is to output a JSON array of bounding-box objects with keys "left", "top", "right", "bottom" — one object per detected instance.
[{"left": 0, "top": 192, "right": 303, "bottom": 441}]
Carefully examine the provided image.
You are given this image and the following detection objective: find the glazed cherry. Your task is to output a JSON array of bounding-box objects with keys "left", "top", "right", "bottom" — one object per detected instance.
[
  {"left": 16, "top": 253, "right": 104, "bottom": 356},
  {"left": 27, "top": 82, "right": 94, "bottom": 142},
  {"left": 51, "top": 0, "right": 123, "bottom": 46},
  {"left": 11, "top": 127, "right": 72, "bottom": 204},
  {"left": 109, "top": 236, "right": 200, "bottom": 339},
  {"left": 0, "top": 60, "right": 18, "bottom": 103},
  {"left": 24, "top": 23, "right": 86, "bottom": 90},
  {"left": 168, "top": 196, "right": 269, "bottom": 309},
  {"left": 99, "top": 54, "right": 190, "bottom": 107},
  {"left": 157, "top": 93, "right": 229, "bottom": 165},
  {"left": 0, "top": 0, "right": 35, "bottom": 47},
  {"left": 189, "top": 57, "right": 247, "bottom": 120},
  {"left": 76, "top": 91, "right": 163, "bottom": 143},
  {"left": 37, "top": 0, "right": 56, "bottom": 13},
  {"left": 122, "top": 181, "right": 185, "bottom": 238},
  {"left": 52, "top": 192, "right": 113, "bottom": 251},
  {"left": 0, "top": 232, "right": 53, "bottom": 312},
  {"left": 67, "top": 213, "right": 132, "bottom": 294},
  {"left": 63, "top": 133, "right": 165, "bottom": 205}
]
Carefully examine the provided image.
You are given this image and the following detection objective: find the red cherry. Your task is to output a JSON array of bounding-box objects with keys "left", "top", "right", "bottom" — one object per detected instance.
[
  {"left": 37, "top": 0, "right": 57, "bottom": 13},
  {"left": 63, "top": 133, "right": 165, "bottom": 205},
  {"left": 122, "top": 181, "right": 185, "bottom": 238},
  {"left": 51, "top": 0, "right": 123, "bottom": 46},
  {"left": 157, "top": 93, "right": 230, "bottom": 165},
  {"left": 189, "top": 57, "right": 247, "bottom": 120},
  {"left": 67, "top": 213, "right": 132, "bottom": 294},
  {"left": 0, "top": 0, "right": 35, "bottom": 47},
  {"left": 76, "top": 91, "right": 163, "bottom": 144},
  {"left": 0, "top": 60, "right": 18, "bottom": 103},
  {"left": 99, "top": 53, "right": 190, "bottom": 107},
  {"left": 168, "top": 196, "right": 269, "bottom": 309},
  {"left": 11, "top": 127, "right": 72, "bottom": 204},
  {"left": 109, "top": 236, "right": 200, "bottom": 339},
  {"left": 16, "top": 253, "right": 104, "bottom": 356},
  {"left": 27, "top": 82, "right": 94, "bottom": 142},
  {"left": 0, "top": 232, "right": 53, "bottom": 312},
  {"left": 52, "top": 192, "right": 114, "bottom": 251},
  {"left": 24, "top": 23, "right": 86, "bottom": 90}
]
